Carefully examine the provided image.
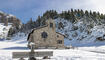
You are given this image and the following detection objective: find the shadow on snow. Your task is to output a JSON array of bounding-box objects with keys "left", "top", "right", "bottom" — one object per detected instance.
[{"left": 2, "top": 46, "right": 29, "bottom": 50}]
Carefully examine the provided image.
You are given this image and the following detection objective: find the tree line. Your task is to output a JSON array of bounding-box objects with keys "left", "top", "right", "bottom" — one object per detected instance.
[{"left": 20, "top": 9, "right": 105, "bottom": 33}]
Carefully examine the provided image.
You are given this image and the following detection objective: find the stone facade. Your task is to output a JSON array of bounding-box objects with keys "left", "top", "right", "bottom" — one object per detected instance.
[{"left": 27, "top": 19, "right": 65, "bottom": 49}]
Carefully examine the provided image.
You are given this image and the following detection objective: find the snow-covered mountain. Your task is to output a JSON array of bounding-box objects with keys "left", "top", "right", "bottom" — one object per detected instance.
[
  {"left": 0, "top": 11, "right": 22, "bottom": 39},
  {"left": 1, "top": 9, "right": 105, "bottom": 47},
  {"left": 32, "top": 9, "right": 105, "bottom": 46},
  {"left": 0, "top": 10, "right": 105, "bottom": 60},
  {"left": 0, "top": 23, "right": 12, "bottom": 39},
  {"left": 55, "top": 18, "right": 105, "bottom": 46}
]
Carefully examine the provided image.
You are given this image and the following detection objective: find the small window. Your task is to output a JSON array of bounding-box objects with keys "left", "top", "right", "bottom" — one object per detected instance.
[
  {"left": 57, "top": 40, "right": 62, "bottom": 44},
  {"left": 57, "top": 35, "right": 59, "bottom": 37},
  {"left": 50, "top": 23, "right": 53, "bottom": 28}
]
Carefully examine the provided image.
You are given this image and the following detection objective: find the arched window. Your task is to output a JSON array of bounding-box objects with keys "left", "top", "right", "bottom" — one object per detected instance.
[{"left": 41, "top": 32, "right": 48, "bottom": 38}]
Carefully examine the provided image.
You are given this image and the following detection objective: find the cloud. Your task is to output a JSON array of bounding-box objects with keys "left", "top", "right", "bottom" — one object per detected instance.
[
  {"left": 0, "top": 0, "right": 105, "bottom": 23},
  {"left": 88, "top": 0, "right": 105, "bottom": 13},
  {"left": 38, "top": 0, "right": 105, "bottom": 14},
  {"left": 0, "top": 0, "right": 105, "bottom": 13}
]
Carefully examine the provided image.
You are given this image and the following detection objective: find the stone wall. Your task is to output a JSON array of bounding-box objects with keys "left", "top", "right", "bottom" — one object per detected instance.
[
  {"left": 56, "top": 33, "right": 65, "bottom": 48},
  {"left": 28, "top": 19, "right": 64, "bottom": 49}
]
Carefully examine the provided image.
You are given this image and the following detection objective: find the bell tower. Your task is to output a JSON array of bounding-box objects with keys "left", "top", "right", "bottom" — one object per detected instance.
[
  {"left": 46, "top": 18, "right": 57, "bottom": 47},
  {"left": 46, "top": 18, "right": 56, "bottom": 30}
]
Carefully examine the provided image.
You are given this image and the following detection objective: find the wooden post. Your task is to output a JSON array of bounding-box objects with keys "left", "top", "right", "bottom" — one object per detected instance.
[
  {"left": 31, "top": 45, "right": 34, "bottom": 53},
  {"left": 28, "top": 43, "right": 36, "bottom": 60}
]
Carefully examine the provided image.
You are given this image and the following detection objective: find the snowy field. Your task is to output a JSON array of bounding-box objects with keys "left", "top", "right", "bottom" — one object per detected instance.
[
  {"left": 1, "top": 49, "right": 105, "bottom": 60},
  {"left": 0, "top": 19, "right": 105, "bottom": 60},
  {"left": 0, "top": 37, "right": 105, "bottom": 60}
]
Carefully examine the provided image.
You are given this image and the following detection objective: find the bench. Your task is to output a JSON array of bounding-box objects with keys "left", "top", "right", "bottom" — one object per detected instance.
[{"left": 12, "top": 51, "right": 53, "bottom": 60}]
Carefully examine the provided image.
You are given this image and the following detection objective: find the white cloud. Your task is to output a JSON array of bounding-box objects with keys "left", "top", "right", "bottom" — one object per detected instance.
[
  {"left": 1, "top": 0, "right": 105, "bottom": 14},
  {"left": 38, "top": 0, "right": 105, "bottom": 14},
  {"left": 0, "top": 0, "right": 105, "bottom": 22},
  {"left": 88, "top": 0, "right": 105, "bottom": 14}
]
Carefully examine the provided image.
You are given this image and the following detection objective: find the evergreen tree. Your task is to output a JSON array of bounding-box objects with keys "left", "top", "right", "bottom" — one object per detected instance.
[
  {"left": 80, "top": 9, "right": 84, "bottom": 17},
  {"left": 85, "top": 10, "right": 89, "bottom": 17},
  {"left": 36, "top": 16, "right": 41, "bottom": 26},
  {"left": 93, "top": 12, "right": 97, "bottom": 18},
  {"left": 89, "top": 10, "right": 93, "bottom": 17},
  {"left": 71, "top": 8, "right": 74, "bottom": 13},
  {"left": 74, "top": 9, "right": 77, "bottom": 14},
  {"left": 4, "top": 18, "right": 8, "bottom": 26},
  {"left": 71, "top": 12, "right": 76, "bottom": 23},
  {"left": 100, "top": 14, "right": 104, "bottom": 19},
  {"left": 97, "top": 12, "right": 100, "bottom": 19},
  {"left": 77, "top": 9, "right": 81, "bottom": 18}
]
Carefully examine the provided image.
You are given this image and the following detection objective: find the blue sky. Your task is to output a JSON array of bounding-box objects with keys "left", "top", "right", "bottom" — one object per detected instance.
[{"left": 0, "top": 0, "right": 105, "bottom": 23}]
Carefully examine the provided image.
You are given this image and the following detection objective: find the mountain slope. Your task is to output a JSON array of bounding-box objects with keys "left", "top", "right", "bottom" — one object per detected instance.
[
  {"left": 0, "top": 9, "right": 105, "bottom": 60},
  {"left": 0, "top": 11, "right": 22, "bottom": 39},
  {"left": 0, "top": 23, "right": 12, "bottom": 39},
  {"left": 1, "top": 9, "right": 105, "bottom": 46},
  {"left": 55, "top": 18, "right": 105, "bottom": 46},
  {"left": 14, "top": 9, "right": 105, "bottom": 47}
]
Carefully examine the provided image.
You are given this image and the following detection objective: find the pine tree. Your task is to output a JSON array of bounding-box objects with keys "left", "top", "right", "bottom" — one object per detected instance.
[
  {"left": 74, "top": 9, "right": 77, "bottom": 14},
  {"left": 89, "top": 10, "right": 93, "bottom": 17},
  {"left": 77, "top": 9, "right": 81, "bottom": 18},
  {"left": 36, "top": 16, "right": 41, "bottom": 26},
  {"left": 100, "top": 14, "right": 104, "bottom": 19},
  {"left": 97, "top": 12, "right": 100, "bottom": 19},
  {"left": 103, "top": 15, "right": 105, "bottom": 20},
  {"left": 4, "top": 18, "right": 8, "bottom": 26},
  {"left": 80, "top": 9, "right": 84, "bottom": 17},
  {"left": 93, "top": 12, "right": 97, "bottom": 18},
  {"left": 71, "top": 12, "right": 76, "bottom": 23},
  {"left": 85, "top": 10, "right": 89, "bottom": 17},
  {"left": 71, "top": 8, "right": 74, "bottom": 13}
]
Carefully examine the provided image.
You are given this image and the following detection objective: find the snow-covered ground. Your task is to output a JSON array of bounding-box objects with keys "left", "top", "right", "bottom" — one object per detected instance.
[
  {"left": 1, "top": 49, "right": 105, "bottom": 60},
  {"left": 0, "top": 23, "right": 12, "bottom": 39},
  {"left": 0, "top": 18, "right": 105, "bottom": 60},
  {"left": 55, "top": 18, "right": 105, "bottom": 47},
  {"left": 0, "top": 36, "right": 105, "bottom": 60}
]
